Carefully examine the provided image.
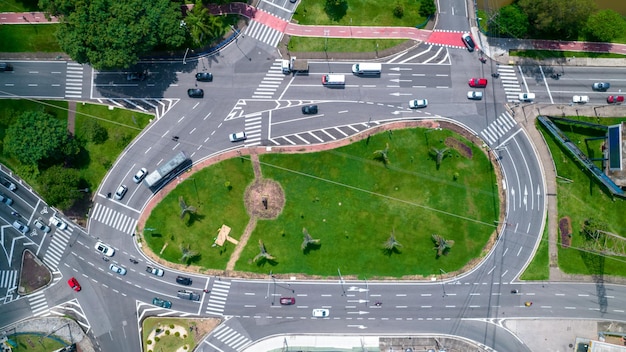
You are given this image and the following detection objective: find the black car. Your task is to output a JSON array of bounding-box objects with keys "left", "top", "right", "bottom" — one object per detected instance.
[
  {"left": 461, "top": 32, "right": 475, "bottom": 52},
  {"left": 301, "top": 105, "right": 318, "bottom": 114},
  {"left": 187, "top": 88, "right": 204, "bottom": 98},
  {"left": 176, "top": 276, "right": 192, "bottom": 285},
  {"left": 126, "top": 72, "right": 146, "bottom": 81},
  {"left": 0, "top": 62, "right": 13, "bottom": 72},
  {"left": 195, "top": 72, "right": 213, "bottom": 82}
]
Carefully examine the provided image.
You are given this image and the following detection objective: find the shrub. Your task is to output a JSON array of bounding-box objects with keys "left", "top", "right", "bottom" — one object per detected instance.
[
  {"left": 166, "top": 330, "right": 171, "bottom": 335},
  {"left": 175, "top": 331, "right": 180, "bottom": 337},
  {"left": 169, "top": 324, "right": 175, "bottom": 329},
  {"left": 154, "top": 337, "right": 160, "bottom": 342},
  {"left": 147, "top": 340, "right": 152, "bottom": 345},
  {"left": 393, "top": 5, "right": 404, "bottom": 18}
]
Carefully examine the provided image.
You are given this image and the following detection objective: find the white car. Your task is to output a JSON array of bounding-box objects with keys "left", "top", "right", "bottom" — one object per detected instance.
[
  {"left": 229, "top": 131, "right": 247, "bottom": 142},
  {"left": 312, "top": 309, "right": 329, "bottom": 318},
  {"left": 114, "top": 185, "right": 128, "bottom": 200},
  {"left": 49, "top": 215, "right": 67, "bottom": 230},
  {"left": 109, "top": 264, "right": 127, "bottom": 275},
  {"left": 467, "top": 91, "right": 483, "bottom": 100},
  {"left": 34, "top": 219, "right": 51, "bottom": 233},
  {"left": 518, "top": 93, "right": 535, "bottom": 102},
  {"left": 133, "top": 168, "right": 148, "bottom": 183},
  {"left": 12, "top": 220, "right": 29, "bottom": 234},
  {"left": 95, "top": 241, "right": 115, "bottom": 257},
  {"left": 573, "top": 95, "right": 589, "bottom": 104},
  {"left": 408, "top": 99, "right": 428, "bottom": 109},
  {"left": 146, "top": 266, "right": 164, "bottom": 277}
]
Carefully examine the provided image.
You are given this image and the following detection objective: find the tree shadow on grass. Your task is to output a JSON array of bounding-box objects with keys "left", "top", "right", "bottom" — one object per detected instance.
[
  {"left": 382, "top": 247, "right": 402, "bottom": 257},
  {"left": 184, "top": 213, "right": 206, "bottom": 227},
  {"left": 254, "top": 257, "right": 279, "bottom": 267},
  {"left": 580, "top": 249, "right": 607, "bottom": 313},
  {"left": 303, "top": 243, "right": 322, "bottom": 255},
  {"left": 324, "top": 0, "right": 348, "bottom": 22}
]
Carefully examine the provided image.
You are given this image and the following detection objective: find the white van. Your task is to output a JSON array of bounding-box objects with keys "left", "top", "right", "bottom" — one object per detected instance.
[
  {"left": 351, "top": 63, "right": 382, "bottom": 75},
  {"left": 322, "top": 74, "right": 345, "bottom": 86}
]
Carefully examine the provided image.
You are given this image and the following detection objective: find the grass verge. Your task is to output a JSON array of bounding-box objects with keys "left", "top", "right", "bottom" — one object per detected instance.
[
  {"left": 288, "top": 37, "right": 408, "bottom": 53},
  {"left": 0, "top": 0, "right": 40, "bottom": 12},
  {"left": 538, "top": 117, "right": 626, "bottom": 277},
  {"left": 520, "top": 220, "right": 550, "bottom": 280},
  {"left": 0, "top": 24, "right": 60, "bottom": 52}
]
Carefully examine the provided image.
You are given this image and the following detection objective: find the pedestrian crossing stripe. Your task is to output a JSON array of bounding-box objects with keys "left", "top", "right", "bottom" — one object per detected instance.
[
  {"left": 480, "top": 112, "right": 517, "bottom": 145},
  {"left": 91, "top": 203, "right": 138, "bottom": 235},
  {"left": 244, "top": 21, "right": 283, "bottom": 48},
  {"left": 212, "top": 324, "right": 251, "bottom": 350},
  {"left": 0, "top": 270, "right": 18, "bottom": 289}
]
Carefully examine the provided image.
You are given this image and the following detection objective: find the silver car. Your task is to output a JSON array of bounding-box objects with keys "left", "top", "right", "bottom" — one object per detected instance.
[
  {"left": 34, "top": 219, "right": 51, "bottom": 233},
  {"left": 109, "top": 264, "right": 127, "bottom": 275},
  {"left": 114, "top": 185, "right": 128, "bottom": 200},
  {"left": 12, "top": 220, "right": 29, "bottom": 234}
]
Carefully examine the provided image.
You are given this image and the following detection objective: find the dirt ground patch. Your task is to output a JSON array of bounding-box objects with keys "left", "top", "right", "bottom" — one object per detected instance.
[
  {"left": 244, "top": 178, "right": 285, "bottom": 219},
  {"left": 19, "top": 249, "right": 52, "bottom": 294}
]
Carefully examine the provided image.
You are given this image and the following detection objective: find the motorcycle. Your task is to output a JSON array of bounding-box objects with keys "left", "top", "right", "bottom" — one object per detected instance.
[
  {"left": 511, "top": 289, "right": 519, "bottom": 294},
  {"left": 102, "top": 257, "right": 109, "bottom": 262},
  {"left": 491, "top": 72, "right": 500, "bottom": 78},
  {"left": 479, "top": 57, "right": 487, "bottom": 63},
  {"left": 374, "top": 301, "right": 382, "bottom": 307},
  {"left": 129, "top": 258, "right": 138, "bottom": 264}
]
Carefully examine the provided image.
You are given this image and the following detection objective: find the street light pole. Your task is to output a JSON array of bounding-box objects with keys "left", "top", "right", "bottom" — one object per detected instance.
[
  {"left": 338, "top": 268, "right": 346, "bottom": 296},
  {"left": 439, "top": 269, "right": 447, "bottom": 297}
]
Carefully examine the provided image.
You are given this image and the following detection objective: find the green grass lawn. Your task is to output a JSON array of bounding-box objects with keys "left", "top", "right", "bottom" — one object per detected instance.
[
  {"left": 0, "top": 0, "right": 40, "bottom": 12},
  {"left": 145, "top": 128, "right": 500, "bottom": 278},
  {"left": 510, "top": 49, "right": 626, "bottom": 59},
  {"left": 538, "top": 117, "right": 626, "bottom": 277},
  {"left": 520, "top": 220, "right": 550, "bottom": 280},
  {"left": 142, "top": 318, "right": 198, "bottom": 352},
  {"left": 289, "top": 0, "right": 428, "bottom": 53},
  {"left": 0, "top": 24, "right": 61, "bottom": 52},
  {"left": 288, "top": 37, "right": 407, "bottom": 53},
  {"left": 73, "top": 104, "right": 152, "bottom": 191}
]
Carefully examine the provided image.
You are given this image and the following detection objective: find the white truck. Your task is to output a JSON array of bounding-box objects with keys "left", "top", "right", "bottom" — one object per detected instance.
[{"left": 281, "top": 57, "right": 309, "bottom": 74}]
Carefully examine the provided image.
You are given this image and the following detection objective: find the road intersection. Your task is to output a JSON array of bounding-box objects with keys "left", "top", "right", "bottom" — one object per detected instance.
[{"left": 1, "top": 0, "right": 625, "bottom": 351}]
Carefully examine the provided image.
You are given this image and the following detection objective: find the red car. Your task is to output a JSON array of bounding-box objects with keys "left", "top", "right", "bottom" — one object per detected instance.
[
  {"left": 607, "top": 95, "right": 624, "bottom": 104},
  {"left": 68, "top": 277, "right": 81, "bottom": 292},
  {"left": 279, "top": 297, "right": 295, "bottom": 305},
  {"left": 469, "top": 78, "right": 488, "bottom": 88}
]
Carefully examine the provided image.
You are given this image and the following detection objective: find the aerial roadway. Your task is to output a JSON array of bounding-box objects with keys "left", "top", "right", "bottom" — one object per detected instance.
[{"left": 1, "top": 0, "right": 625, "bottom": 350}]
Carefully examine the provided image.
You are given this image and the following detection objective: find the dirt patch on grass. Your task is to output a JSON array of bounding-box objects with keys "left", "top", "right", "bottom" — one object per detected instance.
[
  {"left": 559, "top": 216, "right": 572, "bottom": 248},
  {"left": 244, "top": 178, "right": 285, "bottom": 219}
]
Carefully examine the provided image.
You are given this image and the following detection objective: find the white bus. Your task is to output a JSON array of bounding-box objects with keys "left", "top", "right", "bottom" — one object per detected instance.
[
  {"left": 322, "top": 74, "right": 345, "bottom": 86},
  {"left": 351, "top": 62, "right": 382, "bottom": 75}
]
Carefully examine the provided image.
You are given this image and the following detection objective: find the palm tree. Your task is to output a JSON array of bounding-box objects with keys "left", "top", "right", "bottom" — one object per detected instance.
[
  {"left": 179, "top": 244, "right": 199, "bottom": 263},
  {"left": 301, "top": 228, "right": 321, "bottom": 250},
  {"left": 432, "top": 234, "right": 455, "bottom": 257},
  {"left": 253, "top": 240, "right": 275, "bottom": 262},
  {"left": 430, "top": 147, "right": 449, "bottom": 168},
  {"left": 383, "top": 230, "right": 402, "bottom": 250},
  {"left": 373, "top": 143, "right": 391, "bottom": 166},
  {"left": 179, "top": 196, "right": 197, "bottom": 220},
  {"left": 184, "top": 0, "right": 212, "bottom": 45}
]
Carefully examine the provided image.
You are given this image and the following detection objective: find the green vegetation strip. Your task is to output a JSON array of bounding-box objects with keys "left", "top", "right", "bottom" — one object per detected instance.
[
  {"left": 288, "top": 37, "right": 407, "bottom": 53},
  {"left": 538, "top": 116, "right": 626, "bottom": 277},
  {"left": 0, "top": 24, "right": 61, "bottom": 52},
  {"left": 509, "top": 49, "right": 626, "bottom": 59},
  {"left": 145, "top": 128, "right": 500, "bottom": 278}
]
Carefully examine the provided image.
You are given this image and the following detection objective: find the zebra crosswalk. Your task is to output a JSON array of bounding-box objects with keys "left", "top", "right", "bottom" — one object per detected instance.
[
  {"left": 28, "top": 290, "right": 49, "bottom": 316},
  {"left": 205, "top": 281, "right": 231, "bottom": 315},
  {"left": 0, "top": 270, "right": 17, "bottom": 290},
  {"left": 43, "top": 226, "right": 73, "bottom": 269},
  {"left": 65, "top": 62, "right": 84, "bottom": 98},
  {"left": 244, "top": 20, "right": 283, "bottom": 48},
  {"left": 211, "top": 324, "right": 251, "bottom": 351},
  {"left": 90, "top": 203, "right": 138, "bottom": 235},
  {"left": 480, "top": 112, "right": 517, "bottom": 145},
  {"left": 497, "top": 65, "right": 522, "bottom": 102},
  {"left": 252, "top": 61, "right": 285, "bottom": 99}
]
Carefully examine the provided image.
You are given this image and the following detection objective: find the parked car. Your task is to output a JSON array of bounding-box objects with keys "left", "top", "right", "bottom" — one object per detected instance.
[
  {"left": 33, "top": 218, "right": 51, "bottom": 233},
  {"left": 468, "top": 78, "right": 488, "bottom": 88},
  {"left": 176, "top": 275, "right": 192, "bottom": 285},
  {"left": 146, "top": 266, "right": 164, "bottom": 277},
  {"left": 152, "top": 297, "right": 172, "bottom": 308},
  {"left": 114, "top": 185, "right": 128, "bottom": 200},
  {"left": 312, "top": 308, "right": 329, "bottom": 317},
  {"left": 12, "top": 220, "right": 29, "bottom": 234},
  {"left": 572, "top": 95, "right": 589, "bottom": 104},
  {"left": 461, "top": 32, "right": 475, "bottom": 52},
  {"left": 68, "top": 277, "right": 81, "bottom": 292},
  {"left": 408, "top": 99, "right": 428, "bottom": 109},
  {"left": 229, "top": 131, "right": 247, "bottom": 142},
  {"left": 133, "top": 168, "right": 148, "bottom": 183},
  {"left": 592, "top": 82, "right": 610, "bottom": 91},
  {"left": 49, "top": 215, "right": 67, "bottom": 230},
  {"left": 187, "top": 88, "right": 204, "bottom": 98},
  {"left": 518, "top": 93, "right": 535, "bottom": 102},
  {"left": 195, "top": 72, "right": 213, "bottom": 82},
  {"left": 0, "top": 177, "right": 17, "bottom": 191},
  {"left": 467, "top": 91, "right": 483, "bottom": 100},
  {"left": 607, "top": 95, "right": 624, "bottom": 104},
  {"left": 109, "top": 263, "right": 127, "bottom": 275},
  {"left": 301, "top": 105, "right": 318, "bottom": 114},
  {"left": 0, "top": 193, "right": 13, "bottom": 205},
  {"left": 280, "top": 297, "right": 296, "bottom": 305},
  {"left": 95, "top": 241, "right": 115, "bottom": 257}
]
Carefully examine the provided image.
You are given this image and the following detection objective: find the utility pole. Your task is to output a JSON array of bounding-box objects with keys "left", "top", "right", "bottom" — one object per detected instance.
[
  {"left": 439, "top": 269, "right": 447, "bottom": 297},
  {"left": 338, "top": 268, "right": 346, "bottom": 296}
]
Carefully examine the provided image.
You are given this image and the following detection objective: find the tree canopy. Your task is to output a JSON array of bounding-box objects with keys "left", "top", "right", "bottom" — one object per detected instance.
[
  {"left": 39, "top": 0, "right": 187, "bottom": 69},
  {"left": 585, "top": 10, "right": 626, "bottom": 42},
  {"left": 4, "top": 110, "right": 73, "bottom": 166},
  {"left": 38, "top": 165, "right": 82, "bottom": 209},
  {"left": 490, "top": 5, "right": 529, "bottom": 38},
  {"left": 516, "top": 0, "right": 596, "bottom": 39}
]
